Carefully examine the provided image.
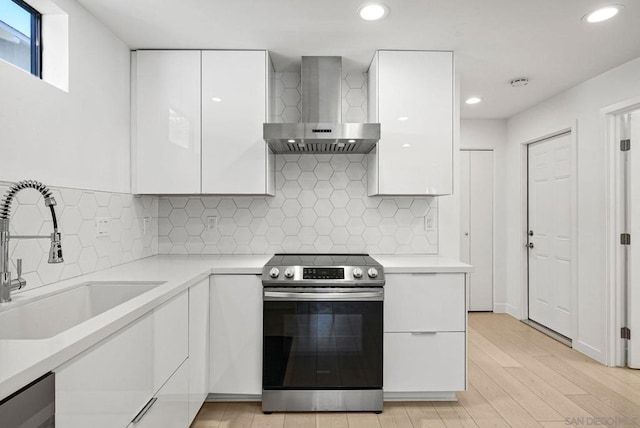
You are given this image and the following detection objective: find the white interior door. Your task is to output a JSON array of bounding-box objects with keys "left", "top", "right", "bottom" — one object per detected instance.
[
  {"left": 626, "top": 110, "right": 640, "bottom": 367},
  {"left": 460, "top": 150, "right": 494, "bottom": 311},
  {"left": 527, "top": 133, "right": 573, "bottom": 338}
]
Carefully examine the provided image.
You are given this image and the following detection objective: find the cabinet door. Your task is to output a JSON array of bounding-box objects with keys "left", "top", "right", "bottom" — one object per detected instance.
[
  {"left": 370, "top": 50, "right": 453, "bottom": 195},
  {"left": 201, "top": 50, "right": 274, "bottom": 195},
  {"left": 55, "top": 292, "right": 189, "bottom": 428},
  {"left": 56, "top": 314, "right": 155, "bottom": 428},
  {"left": 188, "top": 279, "right": 210, "bottom": 423},
  {"left": 384, "top": 332, "right": 465, "bottom": 392},
  {"left": 134, "top": 50, "right": 201, "bottom": 194},
  {"left": 210, "top": 274, "right": 262, "bottom": 395},
  {"left": 131, "top": 360, "right": 189, "bottom": 428}
]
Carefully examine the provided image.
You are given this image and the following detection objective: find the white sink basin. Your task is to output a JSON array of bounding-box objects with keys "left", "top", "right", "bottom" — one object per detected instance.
[{"left": 0, "top": 281, "right": 163, "bottom": 340}]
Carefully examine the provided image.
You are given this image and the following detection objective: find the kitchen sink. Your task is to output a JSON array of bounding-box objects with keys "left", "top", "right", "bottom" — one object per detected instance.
[{"left": 0, "top": 281, "right": 164, "bottom": 340}]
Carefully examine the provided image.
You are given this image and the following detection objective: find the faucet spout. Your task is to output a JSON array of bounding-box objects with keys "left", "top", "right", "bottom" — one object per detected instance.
[{"left": 0, "top": 180, "right": 64, "bottom": 302}]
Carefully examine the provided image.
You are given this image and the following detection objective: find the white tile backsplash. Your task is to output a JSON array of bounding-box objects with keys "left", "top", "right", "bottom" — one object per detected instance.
[
  {"left": 0, "top": 181, "right": 158, "bottom": 290},
  {"left": 158, "top": 154, "right": 438, "bottom": 255},
  {"left": 273, "top": 72, "right": 368, "bottom": 124}
]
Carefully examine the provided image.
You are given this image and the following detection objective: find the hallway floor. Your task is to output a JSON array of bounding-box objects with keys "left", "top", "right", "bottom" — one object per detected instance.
[{"left": 193, "top": 313, "right": 640, "bottom": 427}]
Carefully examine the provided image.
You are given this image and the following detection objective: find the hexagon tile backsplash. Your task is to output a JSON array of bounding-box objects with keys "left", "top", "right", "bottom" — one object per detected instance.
[
  {"left": 0, "top": 181, "right": 158, "bottom": 289},
  {"left": 273, "top": 71, "right": 368, "bottom": 124},
  {"left": 158, "top": 154, "right": 438, "bottom": 255}
]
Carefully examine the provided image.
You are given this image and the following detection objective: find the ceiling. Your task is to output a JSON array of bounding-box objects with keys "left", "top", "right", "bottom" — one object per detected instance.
[{"left": 77, "top": 0, "right": 640, "bottom": 119}]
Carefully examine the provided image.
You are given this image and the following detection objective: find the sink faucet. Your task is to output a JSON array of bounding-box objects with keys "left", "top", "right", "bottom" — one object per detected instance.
[{"left": 0, "top": 180, "right": 64, "bottom": 303}]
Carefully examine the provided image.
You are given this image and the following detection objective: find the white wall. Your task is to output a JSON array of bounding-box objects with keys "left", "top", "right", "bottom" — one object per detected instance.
[
  {"left": 0, "top": 0, "right": 131, "bottom": 193},
  {"left": 505, "top": 56, "right": 640, "bottom": 364},
  {"left": 460, "top": 119, "right": 508, "bottom": 312}
]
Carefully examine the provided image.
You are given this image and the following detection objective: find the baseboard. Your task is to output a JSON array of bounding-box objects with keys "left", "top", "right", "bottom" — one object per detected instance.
[
  {"left": 383, "top": 391, "right": 457, "bottom": 401},
  {"left": 493, "top": 303, "right": 507, "bottom": 313},
  {"left": 506, "top": 304, "right": 521, "bottom": 319},
  {"left": 573, "top": 340, "right": 606, "bottom": 365}
]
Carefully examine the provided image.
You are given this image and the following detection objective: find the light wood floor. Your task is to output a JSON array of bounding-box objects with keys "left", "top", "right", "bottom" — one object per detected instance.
[{"left": 192, "top": 313, "right": 640, "bottom": 427}]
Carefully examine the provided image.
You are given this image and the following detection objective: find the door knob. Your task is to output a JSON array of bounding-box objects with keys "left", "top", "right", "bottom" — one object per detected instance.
[{"left": 527, "top": 242, "right": 534, "bottom": 249}]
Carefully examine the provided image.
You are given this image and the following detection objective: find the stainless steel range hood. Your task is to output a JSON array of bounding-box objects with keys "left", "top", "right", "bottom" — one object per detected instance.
[{"left": 264, "top": 56, "right": 380, "bottom": 154}]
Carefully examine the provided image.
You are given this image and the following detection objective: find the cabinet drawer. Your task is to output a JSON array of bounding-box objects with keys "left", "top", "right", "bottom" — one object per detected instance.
[
  {"left": 154, "top": 292, "right": 189, "bottom": 390},
  {"left": 384, "top": 332, "right": 465, "bottom": 392},
  {"left": 384, "top": 273, "right": 465, "bottom": 332},
  {"left": 131, "top": 359, "right": 189, "bottom": 428}
]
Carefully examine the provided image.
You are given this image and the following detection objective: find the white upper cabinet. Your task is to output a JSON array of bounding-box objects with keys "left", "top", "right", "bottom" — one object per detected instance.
[
  {"left": 133, "top": 50, "right": 202, "bottom": 194},
  {"left": 201, "top": 50, "right": 275, "bottom": 195},
  {"left": 368, "top": 50, "right": 454, "bottom": 196},
  {"left": 132, "top": 50, "right": 274, "bottom": 195}
]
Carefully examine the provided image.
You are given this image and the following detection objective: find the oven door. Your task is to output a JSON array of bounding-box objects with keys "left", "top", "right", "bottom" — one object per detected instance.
[{"left": 263, "top": 287, "right": 383, "bottom": 391}]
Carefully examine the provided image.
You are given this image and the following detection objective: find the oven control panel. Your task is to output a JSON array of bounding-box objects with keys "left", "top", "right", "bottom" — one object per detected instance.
[{"left": 303, "top": 267, "right": 344, "bottom": 280}]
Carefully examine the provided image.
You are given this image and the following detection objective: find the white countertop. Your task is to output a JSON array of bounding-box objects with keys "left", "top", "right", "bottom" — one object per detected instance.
[
  {"left": 372, "top": 255, "right": 473, "bottom": 273},
  {"left": 0, "top": 254, "right": 469, "bottom": 400}
]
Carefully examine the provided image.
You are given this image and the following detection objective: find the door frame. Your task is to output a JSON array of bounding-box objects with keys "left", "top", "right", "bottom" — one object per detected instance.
[
  {"left": 519, "top": 122, "right": 578, "bottom": 343},
  {"left": 460, "top": 148, "right": 495, "bottom": 312},
  {"left": 604, "top": 96, "right": 640, "bottom": 367}
]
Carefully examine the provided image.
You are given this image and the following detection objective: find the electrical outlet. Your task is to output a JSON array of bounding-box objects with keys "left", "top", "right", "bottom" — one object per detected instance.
[
  {"left": 425, "top": 210, "right": 437, "bottom": 231},
  {"left": 142, "top": 217, "right": 151, "bottom": 235},
  {"left": 96, "top": 217, "right": 110, "bottom": 237},
  {"left": 207, "top": 216, "right": 218, "bottom": 231}
]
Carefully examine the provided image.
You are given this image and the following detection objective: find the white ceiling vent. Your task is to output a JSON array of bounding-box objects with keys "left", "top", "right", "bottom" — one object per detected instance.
[{"left": 510, "top": 77, "right": 530, "bottom": 87}]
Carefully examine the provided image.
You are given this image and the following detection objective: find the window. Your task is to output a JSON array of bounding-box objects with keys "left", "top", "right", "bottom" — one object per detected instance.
[{"left": 0, "top": 0, "right": 41, "bottom": 77}]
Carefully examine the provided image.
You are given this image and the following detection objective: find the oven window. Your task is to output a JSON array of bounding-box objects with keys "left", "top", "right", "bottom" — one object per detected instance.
[{"left": 263, "top": 301, "right": 383, "bottom": 389}]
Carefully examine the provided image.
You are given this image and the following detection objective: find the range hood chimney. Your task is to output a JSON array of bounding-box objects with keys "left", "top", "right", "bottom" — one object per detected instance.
[{"left": 264, "top": 56, "right": 380, "bottom": 154}]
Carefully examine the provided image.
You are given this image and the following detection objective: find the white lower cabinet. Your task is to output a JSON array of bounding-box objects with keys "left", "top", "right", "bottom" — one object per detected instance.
[
  {"left": 209, "top": 274, "right": 262, "bottom": 396},
  {"left": 188, "top": 279, "right": 210, "bottom": 423},
  {"left": 384, "top": 273, "right": 465, "bottom": 332},
  {"left": 55, "top": 292, "right": 189, "bottom": 428},
  {"left": 383, "top": 273, "right": 467, "bottom": 396},
  {"left": 384, "top": 332, "right": 465, "bottom": 392},
  {"left": 130, "top": 360, "right": 189, "bottom": 428}
]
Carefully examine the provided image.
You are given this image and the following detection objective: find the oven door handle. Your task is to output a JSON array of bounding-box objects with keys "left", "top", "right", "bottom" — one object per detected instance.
[{"left": 264, "top": 291, "right": 383, "bottom": 301}]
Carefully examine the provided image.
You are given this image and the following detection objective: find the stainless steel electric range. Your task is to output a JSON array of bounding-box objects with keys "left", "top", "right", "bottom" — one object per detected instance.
[{"left": 261, "top": 254, "right": 385, "bottom": 413}]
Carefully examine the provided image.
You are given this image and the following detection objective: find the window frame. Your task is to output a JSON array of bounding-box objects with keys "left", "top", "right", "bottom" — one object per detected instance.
[{"left": 4, "top": 0, "right": 42, "bottom": 77}]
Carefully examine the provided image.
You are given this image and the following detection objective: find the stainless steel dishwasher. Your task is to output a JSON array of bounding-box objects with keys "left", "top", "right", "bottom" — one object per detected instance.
[{"left": 0, "top": 373, "right": 55, "bottom": 427}]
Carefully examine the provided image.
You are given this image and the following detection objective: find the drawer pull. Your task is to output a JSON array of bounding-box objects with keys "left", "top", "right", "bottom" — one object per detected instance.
[
  {"left": 411, "top": 331, "right": 437, "bottom": 335},
  {"left": 132, "top": 397, "right": 158, "bottom": 423}
]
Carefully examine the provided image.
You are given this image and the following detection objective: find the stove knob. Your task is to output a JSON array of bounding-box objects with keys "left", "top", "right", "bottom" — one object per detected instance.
[
  {"left": 368, "top": 267, "right": 379, "bottom": 278},
  {"left": 284, "top": 268, "right": 295, "bottom": 279},
  {"left": 353, "top": 268, "right": 363, "bottom": 279},
  {"left": 269, "top": 267, "right": 280, "bottom": 278}
]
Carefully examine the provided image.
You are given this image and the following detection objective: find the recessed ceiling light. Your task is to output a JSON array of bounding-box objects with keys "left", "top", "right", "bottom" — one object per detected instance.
[
  {"left": 287, "top": 139, "right": 295, "bottom": 143},
  {"left": 348, "top": 139, "right": 356, "bottom": 143},
  {"left": 583, "top": 5, "right": 622, "bottom": 23},
  {"left": 465, "top": 97, "right": 482, "bottom": 105},
  {"left": 402, "top": 144, "right": 411, "bottom": 148},
  {"left": 211, "top": 97, "right": 222, "bottom": 102},
  {"left": 358, "top": 3, "right": 389, "bottom": 21},
  {"left": 397, "top": 116, "right": 409, "bottom": 121}
]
